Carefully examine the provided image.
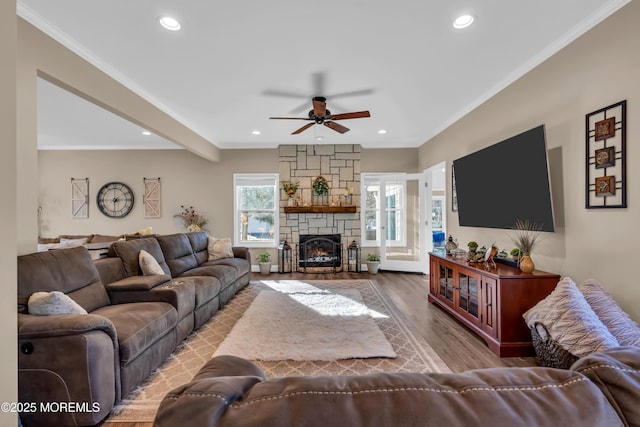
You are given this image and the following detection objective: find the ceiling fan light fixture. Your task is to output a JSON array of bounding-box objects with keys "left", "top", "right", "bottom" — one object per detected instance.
[
  {"left": 453, "top": 14, "right": 474, "bottom": 29},
  {"left": 158, "top": 16, "right": 181, "bottom": 31}
]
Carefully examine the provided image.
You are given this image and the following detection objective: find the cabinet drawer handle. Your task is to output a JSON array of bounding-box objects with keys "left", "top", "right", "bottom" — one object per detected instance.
[{"left": 485, "top": 303, "right": 492, "bottom": 308}]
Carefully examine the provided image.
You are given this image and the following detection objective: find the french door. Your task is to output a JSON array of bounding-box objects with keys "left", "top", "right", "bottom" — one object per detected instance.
[{"left": 378, "top": 173, "right": 427, "bottom": 273}]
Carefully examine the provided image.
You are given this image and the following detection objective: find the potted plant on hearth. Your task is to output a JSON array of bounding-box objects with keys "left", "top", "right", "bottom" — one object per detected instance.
[
  {"left": 256, "top": 252, "right": 272, "bottom": 275},
  {"left": 366, "top": 253, "right": 380, "bottom": 274}
]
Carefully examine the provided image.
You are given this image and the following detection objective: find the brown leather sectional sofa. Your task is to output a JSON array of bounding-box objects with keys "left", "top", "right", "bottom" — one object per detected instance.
[
  {"left": 154, "top": 347, "right": 640, "bottom": 427},
  {"left": 17, "top": 232, "right": 250, "bottom": 427}
]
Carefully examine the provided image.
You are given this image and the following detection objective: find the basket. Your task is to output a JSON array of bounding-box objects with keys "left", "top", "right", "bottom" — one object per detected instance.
[{"left": 530, "top": 322, "right": 579, "bottom": 370}]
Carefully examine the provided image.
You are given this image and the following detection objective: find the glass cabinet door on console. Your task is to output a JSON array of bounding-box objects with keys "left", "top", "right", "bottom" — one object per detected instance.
[
  {"left": 457, "top": 270, "right": 481, "bottom": 326},
  {"left": 438, "top": 263, "right": 455, "bottom": 305}
]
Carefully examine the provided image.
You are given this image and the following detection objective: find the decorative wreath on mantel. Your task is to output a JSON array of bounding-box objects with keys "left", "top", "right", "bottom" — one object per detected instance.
[{"left": 312, "top": 176, "right": 329, "bottom": 195}]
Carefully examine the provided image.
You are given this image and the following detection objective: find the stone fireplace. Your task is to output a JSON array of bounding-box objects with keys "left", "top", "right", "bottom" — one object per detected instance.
[{"left": 279, "top": 144, "right": 361, "bottom": 272}]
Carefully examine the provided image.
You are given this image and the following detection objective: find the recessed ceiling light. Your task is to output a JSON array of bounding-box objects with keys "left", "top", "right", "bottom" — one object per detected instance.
[
  {"left": 378, "top": 129, "right": 387, "bottom": 134},
  {"left": 252, "top": 130, "right": 261, "bottom": 135},
  {"left": 141, "top": 131, "right": 152, "bottom": 136},
  {"left": 315, "top": 136, "right": 324, "bottom": 141},
  {"left": 453, "top": 14, "right": 474, "bottom": 29},
  {"left": 158, "top": 16, "right": 181, "bottom": 31}
]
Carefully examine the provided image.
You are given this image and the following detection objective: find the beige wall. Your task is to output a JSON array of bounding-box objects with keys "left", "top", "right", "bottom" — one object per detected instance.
[
  {"left": 39, "top": 149, "right": 278, "bottom": 240},
  {"left": 418, "top": 2, "right": 640, "bottom": 320},
  {"left": 38, "top": 147, "right": 417, "bottom": 240},
  {"left": 1, "top": 1, "right": 18, "bottom": 423}
]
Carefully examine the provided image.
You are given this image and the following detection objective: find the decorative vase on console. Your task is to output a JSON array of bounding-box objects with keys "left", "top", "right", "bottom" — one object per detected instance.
[
  {"left": 519, "top": 254, "right": 535, "bottom": 273},
  {"left": 510, "top": 219, "right": 541, "bottom": 274}
]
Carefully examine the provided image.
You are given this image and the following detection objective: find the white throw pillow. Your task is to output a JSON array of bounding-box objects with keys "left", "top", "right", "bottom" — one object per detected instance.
[
  {"left": 59, "top": 237, "right": 89, "bottom": 246},
  {"left": 523, "top": 277, "right": 619, "bottom": 357},
  {"left": 208, "top": 237, "right": 234, "bottom": 261},
  {"left": 28, "top": 291, "right": 87, "bottom": 316},
  {"left": 139, "top": 250, "right": 165, "bottom": 275},
  {"left": 580, "top": 279, "right": 640, "bottom": 347}
]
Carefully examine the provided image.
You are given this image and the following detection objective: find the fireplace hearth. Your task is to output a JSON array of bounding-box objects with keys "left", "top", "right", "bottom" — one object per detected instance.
[{"left": 298, "top": 234, "right": 342, "bottom": 273}]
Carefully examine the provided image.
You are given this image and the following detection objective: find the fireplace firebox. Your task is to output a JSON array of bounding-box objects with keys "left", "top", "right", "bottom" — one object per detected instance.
[{"left": 298, "top": 234, "right": 342, "bottom": 273}]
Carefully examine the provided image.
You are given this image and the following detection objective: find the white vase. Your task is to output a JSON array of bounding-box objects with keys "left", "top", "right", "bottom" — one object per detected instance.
[
  {"left": 259, "top": 262, "right": 272, "bottom": 275},
  {"left": 366, "top": 261, "right": 380, "bottom": 274}
]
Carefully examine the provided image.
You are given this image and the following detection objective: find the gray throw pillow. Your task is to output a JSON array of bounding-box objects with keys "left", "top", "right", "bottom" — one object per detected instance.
[{"left": 28, "top": 291, "right": 87, "bottom": 316}]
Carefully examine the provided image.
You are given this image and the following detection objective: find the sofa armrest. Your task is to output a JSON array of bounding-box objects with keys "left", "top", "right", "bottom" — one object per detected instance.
[
  {"left": 18, "top": 313, "right": 118, "bottom": 426},
  {"left": 105, "top": 274, "right": 171, "bottom": 292},
  {"left": 18, "top": 312, "right": 116, "bottom": 341},
  {"left": 232, "top": 247, "right": 251, "bottom": 263}
]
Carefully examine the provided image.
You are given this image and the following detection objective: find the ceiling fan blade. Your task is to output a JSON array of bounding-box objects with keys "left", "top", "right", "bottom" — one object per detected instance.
[
  {"left": 328, "top": 88, "right": 375, "bottom": 99},
  {"left": 292, "top": 122, "right": 315, "bottom": 135},
  {"left": 324, "top": 121, "right": 350, "bottom": 134},
  {"left": 270, "top": 117, "right": 312, "bottom": 120},
  {"left": 313, "top": 97, "right": 327, "bottom": 117},
  {"left": 262, "top": 89, "right": 308, "bottom": 99},
  {"left": 329, "top": 111, "right": 371, "bottom": 120}
]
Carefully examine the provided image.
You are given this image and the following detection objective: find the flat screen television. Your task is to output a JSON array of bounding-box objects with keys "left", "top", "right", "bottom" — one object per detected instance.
[{"left": 453, "top": 124, "right": 555, "bottom": 232}]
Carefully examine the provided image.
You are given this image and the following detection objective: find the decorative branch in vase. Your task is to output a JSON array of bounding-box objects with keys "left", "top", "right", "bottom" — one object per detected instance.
[
  {"left": 510, "top": 219, "right": 542, "bottom": 273},
  {"left": 174, "top": 205, "right": 209, "bottom": 232}
]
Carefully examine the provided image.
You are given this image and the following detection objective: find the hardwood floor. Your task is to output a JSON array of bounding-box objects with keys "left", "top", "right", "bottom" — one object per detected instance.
[{"left": 106, "top": 270, "right": 537, "bottom": 427}]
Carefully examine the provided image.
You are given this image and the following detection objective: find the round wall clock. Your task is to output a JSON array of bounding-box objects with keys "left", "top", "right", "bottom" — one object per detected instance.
[{"left": 96, "top": 182, "right": 134, "bottom": 218}]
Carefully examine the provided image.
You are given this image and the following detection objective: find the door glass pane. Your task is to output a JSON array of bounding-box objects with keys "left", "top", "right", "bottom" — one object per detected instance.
[{"left": 384, "top": 179, "right": 419, "bottom": 263}]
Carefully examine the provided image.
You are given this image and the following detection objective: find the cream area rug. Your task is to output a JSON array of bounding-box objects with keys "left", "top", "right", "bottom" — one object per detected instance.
[
  {"left": 213, "top": 282, "right": 396, "bottom": 361},
  {"left": 105, "top": 279, "right": 451, "bottom": 423}
]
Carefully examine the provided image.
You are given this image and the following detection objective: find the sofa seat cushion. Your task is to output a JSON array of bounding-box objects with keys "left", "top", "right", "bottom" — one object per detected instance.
[
  {"left": 181, "top": 265, "right": 238, "bottom": 286},
  {"left": 175, "top": 276, "right": 222, "bottom": 308},
  {"left": 93, "top": 302, "right": 177, "bottom": 365},
  {"left": 202, "top": 258, "right": 251, "bottom": 277}
]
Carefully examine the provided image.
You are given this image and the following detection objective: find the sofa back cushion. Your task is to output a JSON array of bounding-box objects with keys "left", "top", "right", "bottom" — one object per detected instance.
[
  {"left": 109, "top": 238, "right": 171, "bottom": 277},
  {"left": 187, "top": 232, "right": 210, "bottom": 265},
  {"left": 17, "top": 246, "right": 110, "bottom": 313},
  {"left": 157, "top": 234, "right": 198, "bottom": 277}
]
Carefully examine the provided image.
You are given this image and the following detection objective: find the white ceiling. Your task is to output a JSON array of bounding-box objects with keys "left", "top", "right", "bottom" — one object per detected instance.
[{"left": 19, "top": 0, "right": 628, "bottom": 151}]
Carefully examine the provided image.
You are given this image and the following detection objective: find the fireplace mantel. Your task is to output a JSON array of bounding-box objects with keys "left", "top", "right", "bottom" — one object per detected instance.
[{"left": 284, "top": 206, "right": 357, "bottom": 214}]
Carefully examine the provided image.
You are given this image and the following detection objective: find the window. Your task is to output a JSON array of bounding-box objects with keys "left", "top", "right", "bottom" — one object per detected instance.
[
  {"left": 233, "top": 174, "right": 278, "bottom": 247},
  {"left": 361, "top": 174, "right": 406, "bottom": 246}
]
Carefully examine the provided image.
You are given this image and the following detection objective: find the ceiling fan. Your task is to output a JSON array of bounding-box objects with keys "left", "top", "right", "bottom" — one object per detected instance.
[{"left": 270, "top": 96, "right": 371, "bottom": 135}]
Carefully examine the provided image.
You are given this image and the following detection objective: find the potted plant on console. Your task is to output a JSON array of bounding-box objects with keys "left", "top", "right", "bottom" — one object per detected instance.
[
  {"left": 366, "top": 253, "right": 380, "bottom": 274},
  {"left": 256, "top": 252, "right": 272, "bottom": 275}
]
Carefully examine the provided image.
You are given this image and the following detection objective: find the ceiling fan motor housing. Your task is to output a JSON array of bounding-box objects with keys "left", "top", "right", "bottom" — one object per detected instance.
[{"left": 309, "top": 109, "right": 331, "bottom": 123}]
